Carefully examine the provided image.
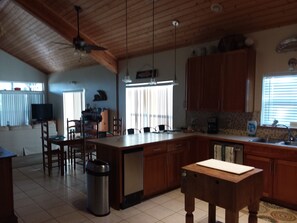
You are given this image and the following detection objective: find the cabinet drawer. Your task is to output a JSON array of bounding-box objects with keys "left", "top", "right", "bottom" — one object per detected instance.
[
  {"left": 144, "top": 143, "right": 167, "bottom": 156},
  {"left": 167, "top": 140, "right": 187, "bottom": 152}
]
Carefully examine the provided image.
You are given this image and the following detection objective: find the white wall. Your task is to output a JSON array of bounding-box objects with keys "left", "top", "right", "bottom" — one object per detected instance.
[
  {"left": 48, "top": 65, "right": 116, "bottom": 134},
  {"left": 0, "top": 50, "right": 47, "bottom": 83}
]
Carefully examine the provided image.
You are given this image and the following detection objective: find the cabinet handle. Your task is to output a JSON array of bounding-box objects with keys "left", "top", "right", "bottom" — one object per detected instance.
[
  {"left": 175, "top": 144, "right": 183, "bottom": 148},
  {"left": 153, "top": 148, "right": 161, "bottom": 152}
]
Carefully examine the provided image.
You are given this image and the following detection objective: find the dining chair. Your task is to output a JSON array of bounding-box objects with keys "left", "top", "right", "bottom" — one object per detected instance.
[
  {"left": 73, "top": 116, "right": 99, "bottom": 173},
  {"left": 156, "top": 124, "right": 171, "bottom": 132},
  {"left": 66, "top": 118, "right": 82, "bottom": 164},
  {"left": 142, "top": 127, "right": 156, "bottom": 133},
  {"left": 123, "top": 128, "right": 141, "bottom": 135},
  {"left": 41, "top": 121, "right": 66, "bottom": 176},
  {"left": 113, "top": 116, "right": 123, "bottom": 135}
]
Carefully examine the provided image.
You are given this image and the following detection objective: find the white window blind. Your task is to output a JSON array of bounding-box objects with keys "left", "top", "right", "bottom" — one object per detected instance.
[
  {"left": 126, "top": 85, "right": 173, "bottom": 130},
  {"left": 0, "top": 91, "right": 44, "bottom": 126},
  {"left": 261, "top": 74, "right": 297, "bottom": 126}
]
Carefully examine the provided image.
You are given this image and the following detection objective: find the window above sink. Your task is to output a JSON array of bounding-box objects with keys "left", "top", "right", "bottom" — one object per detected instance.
[{"left": 261, "top": 74, "right": 297, "bottom": 127}]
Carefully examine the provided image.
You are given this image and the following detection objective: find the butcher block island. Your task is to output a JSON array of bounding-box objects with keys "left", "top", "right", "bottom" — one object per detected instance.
[{"left": 87, "top": 132, "right": 197, "bottom": 209}]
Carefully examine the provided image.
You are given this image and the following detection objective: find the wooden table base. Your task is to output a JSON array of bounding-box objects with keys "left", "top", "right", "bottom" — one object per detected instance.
[{"left": 181, "top": 163, "right": 263, "bottom": 223}]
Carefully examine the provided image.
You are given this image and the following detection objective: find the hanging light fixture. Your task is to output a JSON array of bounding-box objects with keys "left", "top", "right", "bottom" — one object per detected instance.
[
  {"left": 122, "top": 0, "right": 132, "bottom": 84},
  {"left": 149, "top": 0, "right": 157, "bottom": 85},
  {"left": 172, "top": 19, "right": 179, "bottom": 86}
]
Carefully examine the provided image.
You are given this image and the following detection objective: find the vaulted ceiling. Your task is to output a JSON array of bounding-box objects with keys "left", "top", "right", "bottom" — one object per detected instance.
[{"left": 1, "top": 0, "right": 297, "bottom": 75}]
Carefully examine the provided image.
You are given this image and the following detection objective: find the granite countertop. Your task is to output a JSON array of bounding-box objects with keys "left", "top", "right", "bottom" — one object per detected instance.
[
  {"left": 0, "top": 147, "right": 17, "bottom": 159},
  {"left": 87, "top": 132, "right": 259, "bottom": 149}
]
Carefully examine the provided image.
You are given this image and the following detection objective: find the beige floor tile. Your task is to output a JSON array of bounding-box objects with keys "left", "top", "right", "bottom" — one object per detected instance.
[
  {"left": 161, "top": 199, "right": 184, "bottom": 212},
  {"left": 90, "top": 212, "right": 123, "bottom": 223},
  {"left": 161, "top": 212, "right": 185, "bottom": 223},
  {"left": 21, "top": 210, "right": 52, "bottom": 223},
  {"left": 14, "top": 197, "right": 36, "bottom": 209},
  {"left": 150, "top": 194, "right": 172, "bottom": 205},
  {"left": 134, "top": 200, "right": 157, "bottom": 212},
  {"left": 113, "top": 206, "right": 141, "bottom": 219},
  {"left": 47, "top": 204, "right": 77, "bottom": 218},
  {"left": 15, "top": 203, "right": 43, "bottom": 217},
  {"left": 55, "top": 212, "right": 89, "bottom": 223},
  {"left": 144, "top": 205, "right": 175, "bottom": 220},
  {"left": 125, "top": 212, "right": 159, "bottom": 223}
]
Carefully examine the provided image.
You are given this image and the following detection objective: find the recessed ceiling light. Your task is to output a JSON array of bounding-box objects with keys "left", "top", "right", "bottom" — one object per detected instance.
[{"left": 211, "top": 3, "right": 223, "bottom": 13}]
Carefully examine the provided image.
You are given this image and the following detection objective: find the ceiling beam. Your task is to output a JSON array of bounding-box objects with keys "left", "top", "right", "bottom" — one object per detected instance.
[{"left": 13, "top": 0, "right": 118, "bottom": 74}]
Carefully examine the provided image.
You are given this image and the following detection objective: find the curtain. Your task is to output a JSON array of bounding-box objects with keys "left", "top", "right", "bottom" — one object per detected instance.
[
  {"left": 126, "top": 85, "right": 173, "bottom": 130},
  {"left": 0, "top": 91, "right": 44, "bottom": 126}
]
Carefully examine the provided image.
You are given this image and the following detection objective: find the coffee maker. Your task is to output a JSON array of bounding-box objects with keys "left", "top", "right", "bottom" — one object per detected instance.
[{"left": 207, "top": 117, "right": 218, "bottom": 134}]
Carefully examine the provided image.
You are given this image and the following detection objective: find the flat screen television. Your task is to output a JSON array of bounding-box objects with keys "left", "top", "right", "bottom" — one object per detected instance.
[{"left": 31, "top": 104, "right": 53, "bottom": 121}]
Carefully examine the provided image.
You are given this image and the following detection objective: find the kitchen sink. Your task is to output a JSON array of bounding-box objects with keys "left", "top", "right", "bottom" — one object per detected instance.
[
  {"left": 279, "top": 141, "right": 297, "bottom": 146},
  {"left": 249, "top": 138, "right": 297, "bottom": 147},
  {"left": 249, "top": 138, "right": 284, "bottom": 144}
]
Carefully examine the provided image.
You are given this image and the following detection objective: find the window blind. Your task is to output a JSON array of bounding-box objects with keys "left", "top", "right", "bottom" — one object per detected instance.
[{"left": 261, "top": 74, "right": 297, "bottom": 126}]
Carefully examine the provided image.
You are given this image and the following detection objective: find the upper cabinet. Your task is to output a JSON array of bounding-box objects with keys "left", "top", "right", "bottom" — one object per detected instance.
[{"left": 186, "top": 48, "right": 256, "bottom": 112}]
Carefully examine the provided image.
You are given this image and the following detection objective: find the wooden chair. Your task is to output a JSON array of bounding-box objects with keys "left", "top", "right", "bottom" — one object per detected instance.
[
  {"left": 73, "top": 117, "right": 99, "bottom": 173},
  {"left": 156, "top": 124, "right": 171, "bottom": 132},
  {"left": 66, "top": 118, "right": 82, "bottom": 164},
  {"left": 41, "top": 121, "right": 65, "bottom": 176},
  {"left": 113, "top": 116, "right": 122, "bottom": 135},
  {"left": 123, "top": 128, "right": 141, "bottom": 135},
  {"left": 142, "top": 127, "right": 156, "bottom": 133}
]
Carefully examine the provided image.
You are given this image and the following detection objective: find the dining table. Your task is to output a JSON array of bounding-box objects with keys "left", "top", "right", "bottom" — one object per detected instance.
[{"left": 48, "top": 136, "right": 83, "bottom": 176}]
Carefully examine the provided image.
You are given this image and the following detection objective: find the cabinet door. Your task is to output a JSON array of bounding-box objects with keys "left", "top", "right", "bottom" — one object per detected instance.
[
  {"left": 221, "top": 49, "right": 255, "bottom": 112},
  {"left": 199, "top": 54, "right": 222, "bottom": 111},
  {"left": 143, "top": 144, "right": 167, "bottom": 197},
  {"left": 244, "top": 154, "right": 273, "bottom": 197},
  {"left": 186, "top": 57, "right": 202, "bottom": 111},
  {"left": 167, "top": 140, "right": 188, "bottom": 189},
  {"left": 167, "top": 149, "right": 185, "bottom": 189},
  {"left": 273, "top": 159, "right": 297, "bottom": 205}
]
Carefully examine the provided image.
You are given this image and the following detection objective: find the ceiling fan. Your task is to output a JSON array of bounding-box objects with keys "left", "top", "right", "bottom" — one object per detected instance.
[{"left": 53, "top": 5, "right": 106, "bottom": 53}]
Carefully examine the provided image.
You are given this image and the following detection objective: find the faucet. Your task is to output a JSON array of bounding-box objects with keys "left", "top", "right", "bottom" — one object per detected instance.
[{"left": 271, "top": 119, "right": 294, "bottom": 141}]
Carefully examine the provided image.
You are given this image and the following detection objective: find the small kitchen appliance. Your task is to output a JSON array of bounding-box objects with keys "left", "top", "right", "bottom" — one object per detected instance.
[{"left": 207, "top": 117, "right": 218, "bottom": 134}]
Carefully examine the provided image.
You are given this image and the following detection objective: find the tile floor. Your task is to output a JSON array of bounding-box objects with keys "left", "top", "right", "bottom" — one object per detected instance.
[{"left": 12, "top": 163, "right": 270, "bottom": 223}]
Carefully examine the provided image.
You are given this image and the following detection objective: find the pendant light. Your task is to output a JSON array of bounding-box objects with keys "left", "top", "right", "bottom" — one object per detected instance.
[
  {"left": 149, "top": 0, "right": 157, "bottom": 85},
  {"left": 172, "top": 20, "right": 179, "bottom": 86},
  {"left": 122, "top": 0, "right": 132, "bottom": 84}
]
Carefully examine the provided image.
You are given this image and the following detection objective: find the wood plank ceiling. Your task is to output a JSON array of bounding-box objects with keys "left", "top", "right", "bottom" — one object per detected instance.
[{"left": 0, "top": 0, "right": 297, "bottom": 74}]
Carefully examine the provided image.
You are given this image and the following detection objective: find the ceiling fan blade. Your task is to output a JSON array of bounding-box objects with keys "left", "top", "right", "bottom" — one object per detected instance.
[
  {"left": 84, "top": 44, "right": 107, "bottom": 51},
  {"left": 52, "top": 41, "right": 72, "bottom": 46}
]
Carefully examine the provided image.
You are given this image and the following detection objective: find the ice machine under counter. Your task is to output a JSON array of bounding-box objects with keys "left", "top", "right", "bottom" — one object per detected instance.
[{"left": 121, "top": 148, "right": 144, "bottom": 209}]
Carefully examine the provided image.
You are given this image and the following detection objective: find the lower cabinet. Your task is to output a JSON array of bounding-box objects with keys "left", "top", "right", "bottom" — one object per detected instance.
[
  {"left": 244, "top": 154, "right": 273, "bottom": 197},
  {"left": 143, "top": 143, "right": 168, "bottom": 197},
  {"left": 143, "top": 139, "right": 191, "bottom": 197},
  {"left": 244, "top": 144, "right": 297, "bottom": 209},
  {"left": 273, "top": 159, "right": 297, "bottom": 205},
  {"left": 167, "top": 140, "right": 189, "bottom": 189}
]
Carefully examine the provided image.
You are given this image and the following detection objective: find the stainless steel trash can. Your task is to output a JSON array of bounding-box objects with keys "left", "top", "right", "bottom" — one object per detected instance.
[{"left": 86, "top": 159, "right": 110, "bottom": 216}]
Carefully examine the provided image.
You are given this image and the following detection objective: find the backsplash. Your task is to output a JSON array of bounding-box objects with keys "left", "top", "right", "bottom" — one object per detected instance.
[{"left": 187, "top": 111, "right": 297, "bottom": 140}]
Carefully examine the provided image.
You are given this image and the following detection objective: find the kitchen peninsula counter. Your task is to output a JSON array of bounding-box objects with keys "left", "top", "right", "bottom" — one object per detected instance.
[{"left": 87, "top": 132, "right": 257, "bottom": 210}]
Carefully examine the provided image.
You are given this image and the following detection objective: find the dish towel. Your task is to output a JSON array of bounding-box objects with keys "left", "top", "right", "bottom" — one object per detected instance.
[
  {"left": 214, "top": 144, "right": 222, "bottom": 160},
  {"left": 225, "top": 146, "right": 235, "bottom": 163}
]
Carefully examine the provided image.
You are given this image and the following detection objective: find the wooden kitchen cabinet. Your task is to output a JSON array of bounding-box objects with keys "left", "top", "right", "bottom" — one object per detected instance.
[
  {"left": 143, "top": 143, "right": 167, "bottom": 197},
  {"left": 188, "top": 136, "right": 210, "bottom": 163},
  {"left": 221, "top": 49, "right": 255, "bottom": 112},
  {"left": 244, "top": 144, "right": 297, "bottom": 209},
  {"left": 186, "top": 48, "right": 255, "bottom": 112},
  {"left": 186, "top": 56, "right": 202, "bottom": 111},
  {"left": 244, "top": 154, "right": 273, "bottom": 197},
  {"left": 167, "top": 140, "right": 189, "bottom": 189},
  {"left": 273, "top": 159, "right": 297, "bottom": 205}
]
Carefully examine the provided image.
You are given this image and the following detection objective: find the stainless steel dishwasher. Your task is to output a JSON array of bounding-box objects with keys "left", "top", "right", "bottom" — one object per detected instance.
[{"left": 121, "top": 148, "right": 143, "bottom": 209}]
